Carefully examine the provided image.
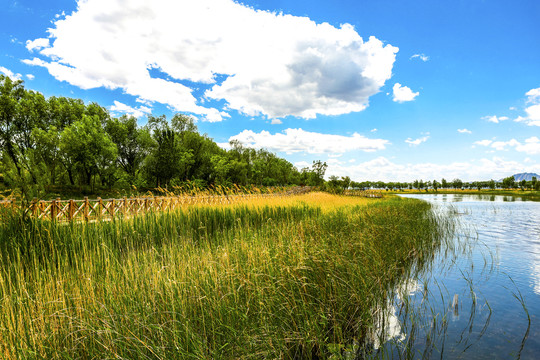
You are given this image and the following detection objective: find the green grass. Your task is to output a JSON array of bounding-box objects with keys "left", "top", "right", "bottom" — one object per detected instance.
[{"left": 0, "top": 195, "right": 450, "bottom": 359}]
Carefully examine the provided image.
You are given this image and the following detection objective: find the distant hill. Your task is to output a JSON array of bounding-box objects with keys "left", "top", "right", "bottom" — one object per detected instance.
[{"left": 500, "top": 173, "right": 540, "bottom": 182}]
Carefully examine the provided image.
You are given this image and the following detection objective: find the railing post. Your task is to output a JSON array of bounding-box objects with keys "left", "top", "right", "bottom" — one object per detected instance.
[
  {"left": 110, "top": 199, "right": 115, "bottom": 219},
  {"left": 69, "top": 199, "right": 75, "bottom": 221},
  {"left": 56, "top": 198, "right": 61, "bottom": 221},
  {"left": 97, "top": 197, "right": 103, "bottom": 221},
  {"left": 31, "top": 198, "right": 38, "bottom": 217},
  {"left": 84, "top": 197, "right": 89, "bottom": 222},
  {"left": 124, "top": 197, "right": 128, "bottom": 216},
  {"left": 51, "top": 198, "right": 57, "bottom": 221}
]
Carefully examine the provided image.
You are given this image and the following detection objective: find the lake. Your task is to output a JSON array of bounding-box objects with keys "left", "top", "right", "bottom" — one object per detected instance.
[{"left": 378, "top": 194, "right": 540, "bottom": 359}]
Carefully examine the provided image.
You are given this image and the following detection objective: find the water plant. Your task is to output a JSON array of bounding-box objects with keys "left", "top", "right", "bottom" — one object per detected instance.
[{"left": 0, "top": 193, "right": 447, "bottom": 359}]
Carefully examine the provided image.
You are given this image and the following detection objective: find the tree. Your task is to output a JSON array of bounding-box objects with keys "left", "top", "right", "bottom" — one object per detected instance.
[
  {"left": 441, "top": 178, "right": 448, "bottom": 189},
  {"left": 432, "top": 179, "right": 439, "bottom": 192},
  {"left": 0, "top": 75, "right": 26, "bottom": 182},
  {"left": 105, "top": 115, "right": 153, "bottom": 181},
  {"left": 502, "top": 176, "right": 515, "bottom": 189},
  {"left": 59, "top": 115, "right": 118, "bottom": 189},
  {"left": 532, "top": 176, "right": 538, "bottom": 190},
  {"left": 488, "top": 179, "right": 496, "bottom": 190},
  {"left": 452, "top": 178, "right": 463, "bottom": 189},
  {"left": 302, "top": 160, "right": 327, "bottom": 186}
]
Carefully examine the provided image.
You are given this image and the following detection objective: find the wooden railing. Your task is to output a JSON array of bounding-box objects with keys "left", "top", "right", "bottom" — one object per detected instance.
[
  {"left": 343, "top": 189, "right": 384, "bottom": 198},
  {"left": 0, "top": 186, "right": 313, "bottom": 222}
]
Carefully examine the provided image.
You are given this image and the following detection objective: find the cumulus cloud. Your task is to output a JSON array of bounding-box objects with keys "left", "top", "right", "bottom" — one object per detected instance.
[
  {"left": 526, "top": 88, "right": 540, "bottom": 103},
  {"left": 392, "top": 83, "right": 419, "bottom": 103},
  {"left": 24, "top": 0, "right": 398, "bottom": 121},
  {"left": 474, "top": 137, "right": 540, "bottom": 154},
  {"left": 271, "top": 119, "right": 283, "bottom": 125},
  {"left": 110, "top": 100, "right": 152, "bottom": 118},
  {"left": 324, "top": 156, "right": 540, "bottom": 182},
  {"left": 457, "top": 128, "right": 472, "bottom": 134},
  {"left": 512, "top": 87, "right": 540, "bottom": 126},
  {"left": 26, "top": 38, "right": 50, "bottom": 52},
  {"left": 405, "top": 133, "right": 429, "bottom": 146},
  {"left": 410, "top": 54, "right": 429, "bottom": 62},
  {"left": 26, "top": 74, "right": 35, "bottom": 80},
  {"left": 226, "top": 128, "right": 389, "bottom": 154},
  {"left": 482, "top": 115, "right": 509, "bottom": 123},
  {"left": 0, "top": 66, "right": 22, "bottom": 81}
]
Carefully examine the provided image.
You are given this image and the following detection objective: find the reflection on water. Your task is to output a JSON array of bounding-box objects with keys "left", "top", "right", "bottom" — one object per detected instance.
[{"left": 378, "top": 194, "right": 540, "bottom": 359}]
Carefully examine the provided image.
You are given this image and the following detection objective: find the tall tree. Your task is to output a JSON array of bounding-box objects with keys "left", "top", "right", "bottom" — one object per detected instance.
[{"left": 59, "top": 115, "right": 118, "bottom": 189}]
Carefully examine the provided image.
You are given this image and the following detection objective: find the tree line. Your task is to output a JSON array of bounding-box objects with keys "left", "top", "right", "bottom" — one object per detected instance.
[
  {"left": 0, "top": 75, "right": 327, "bottom": 199},
  {"left": 331, "top": 176, "right": 539, "bottom": 192}
]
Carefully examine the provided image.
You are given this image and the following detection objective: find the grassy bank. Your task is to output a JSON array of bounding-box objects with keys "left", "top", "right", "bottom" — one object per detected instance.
[{"left": 0, "top": 193, "right": 449, "bottom": 359}]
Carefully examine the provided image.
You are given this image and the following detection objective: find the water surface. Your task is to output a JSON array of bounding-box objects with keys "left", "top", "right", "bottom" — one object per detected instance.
[{"left": 383, "top": 194, "right": 540, "bottom": 359}]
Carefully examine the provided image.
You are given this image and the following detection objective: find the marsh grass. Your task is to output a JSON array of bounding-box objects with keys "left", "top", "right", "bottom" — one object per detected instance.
[{"left": 0, "top": 193, "right": 447, "bottom": 359}]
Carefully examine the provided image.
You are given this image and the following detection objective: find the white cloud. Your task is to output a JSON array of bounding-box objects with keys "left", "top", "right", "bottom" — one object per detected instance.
[
  {"left": 482, "top": 115, "right": 509, "bottom": 123},
  {"left": 474, "top": 139, "right": 493, "bottom": 147},
  {"left": 0, "top": 66, "right": 22, "bottom": 81},
  {"left": 227, "top": 128, "right": 389, "bottom": 155},
  {"left": 526, "top": 87, "right": 540, "bottom": 103},
  {"left": 294, "top": 161, "right": 310, "bottom": 170},
  {"left": 24, "top": 0, "right": 398, "bottom": 121},
  {"left": 26, "top": 38, "right": 50, "bottom": 52},
  {"left": 109, "top": 100, "right": 152, "bottom": 118},
  {"left": 26, "top": 74, "right": 35, "bottom": 80},
  {"left": 271, "top": 119, "right": 283, "bottom": 125},
  {"left": 513, "top": 87, "right": 540, "bottom": 127},
  {"left": 324, "top": 156, "right": 540, "bottom": 182},
  {"left": 474, "top": 137, "right": 540, "bottom": 154},
  {"left": 392, "top": 83, "right": 419, "bottom": 103},
  {"left": 405, "top": 133, "right": 429, "bottom": 146},
  {"left": 371, "top": 128, "right": 377, "bottom": 132},
  {"left": 410, "top": 54, "right": 429, "bottom": 62},
  {"left": 457, "top": 128, "right": 472, "bottom": 134}
]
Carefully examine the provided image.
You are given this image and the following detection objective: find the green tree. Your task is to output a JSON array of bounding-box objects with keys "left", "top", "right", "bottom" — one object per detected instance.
[
  {"left": 441, "top": 178, "right": 448, "bottom": 189},
  {"left": 502, "top": 176, "right": 515, "bottom": 189},
  {"left": 105, "top": 115, "right": 153, "bottom": 181},
  {"left": 59, "top": 115, "right": 118, "bottom": 189},
  {"left": 452, "top": 178, "right": 463, "bottom": 189}
]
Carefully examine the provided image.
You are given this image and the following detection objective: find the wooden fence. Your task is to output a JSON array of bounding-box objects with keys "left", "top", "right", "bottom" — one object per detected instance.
[
  {"left": 0, "top": 186, "right": 313, "bottom": 223},
  {"left": 343, "top": 189, "right": 384, "bottom": 198}
]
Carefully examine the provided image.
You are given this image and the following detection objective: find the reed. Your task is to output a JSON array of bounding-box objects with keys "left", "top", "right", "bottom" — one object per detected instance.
[{"left": 0, "top": 193, "right": 447, "bottom": 359}]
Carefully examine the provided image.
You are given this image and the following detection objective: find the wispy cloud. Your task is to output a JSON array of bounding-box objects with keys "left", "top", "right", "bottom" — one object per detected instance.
[
  {"left": 324, "top": 156, "right": 540, "bottom": 182},
  {"left": 405, "top": 133, "right": 429, "bottom": 146},
  {"left": 222, "top": 128, "right": 390, "bottom": 154},
  {"left": 474, "top": 136, "right": 540, "bottom": 154},
  {"left": 109, "top": 101, "right": 152, "bottom": 118},
  {"left": 482, "top": 115, "right": 509, "bottom": 123},
  {"left": 457, "top": 128, "right": 472, "bottom": 134},
  {"left": 0, "top": 66, "right": 22, "bottom": 81},
  {"left": 410, "top": 53, "right": 429, "bottom": 62}
]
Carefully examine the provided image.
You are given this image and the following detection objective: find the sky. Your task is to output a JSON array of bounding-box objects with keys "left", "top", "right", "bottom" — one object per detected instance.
[{"left": 1, "top": 0, "right": 539, "bottom": 182}]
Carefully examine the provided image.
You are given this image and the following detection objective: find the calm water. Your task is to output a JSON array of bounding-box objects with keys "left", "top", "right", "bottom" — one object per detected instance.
[{"left": 382, "top": 194, "right": 540, "bottom": 359}]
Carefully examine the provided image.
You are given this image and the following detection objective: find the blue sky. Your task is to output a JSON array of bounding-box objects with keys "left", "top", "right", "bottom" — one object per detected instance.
[{"left": 1, "top": 0, "right": 539, "bottom": 181}]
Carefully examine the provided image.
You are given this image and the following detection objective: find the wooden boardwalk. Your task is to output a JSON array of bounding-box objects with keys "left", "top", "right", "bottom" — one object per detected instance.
[{"left": 0, "top": 186, "right": 313, "bottom": 222}]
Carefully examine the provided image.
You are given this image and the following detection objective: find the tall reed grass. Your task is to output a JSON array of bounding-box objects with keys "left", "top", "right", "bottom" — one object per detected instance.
[{"left": 0, "top": 193, "right": 448, "bottom": 359}]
